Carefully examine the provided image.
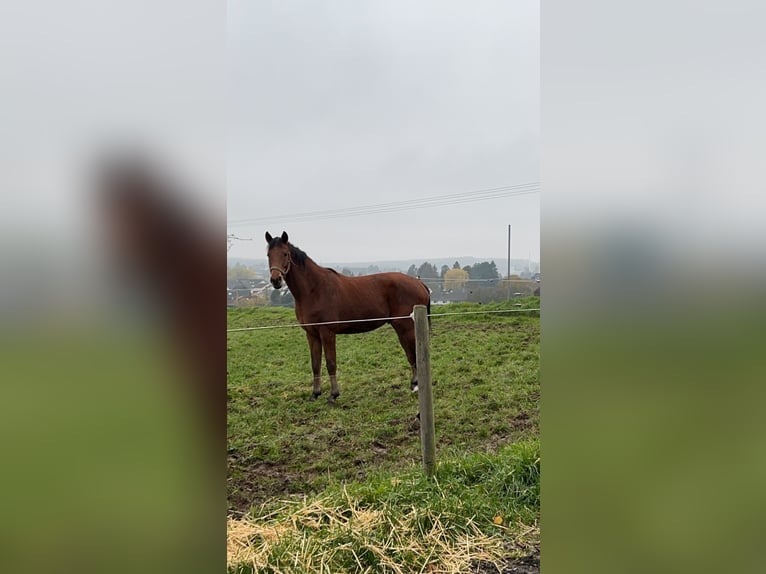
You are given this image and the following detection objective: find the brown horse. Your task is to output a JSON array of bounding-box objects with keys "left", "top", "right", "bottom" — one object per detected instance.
[{"left": 265, "top": 231, "right": 431, "bottom": 403}]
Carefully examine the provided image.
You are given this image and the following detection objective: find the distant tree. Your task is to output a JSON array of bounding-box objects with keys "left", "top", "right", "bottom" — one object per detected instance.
[
  {"left": 228, "top": 262, "right": 258, "bottom": 280},
  {"left": 443, "top": 268, "right": 469, "bottom": 291},
  {"left": 440, "top": 265, "right": 450, "bottom": 278},
  {"left": 467, "top": 261, "right": 500, "bottom": 281},
  {"left": 341, "top": 267, "right": 354, "bottom": 276},
  {"left": 270, "top": 288, "right": 294, "bottom": 307},
  {"left": 453, "top": 261, "right": 461, "bottom": 270},
  {"left": 417, "top": 262, "right": 439, "bottom": 279},
  {"left": 367, "top": 265, "right": 380, "bottom": 275},
  {"left": 407, "top": 264, "right": 418, "bottom": 277},
  {"left": 252, "top": 291, "right": 269, "bottom": 306}
]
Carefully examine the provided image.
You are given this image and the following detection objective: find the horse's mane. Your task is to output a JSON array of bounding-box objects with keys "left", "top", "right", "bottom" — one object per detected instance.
[
  {"left": 289, "top": 243, "right": 308, "bottom": 266},
  {"left": 268, "top": 236, "right": 339, "bottom": 274},
  {"left": 292, "top": 244, "right": 340, "bottom": 275}
]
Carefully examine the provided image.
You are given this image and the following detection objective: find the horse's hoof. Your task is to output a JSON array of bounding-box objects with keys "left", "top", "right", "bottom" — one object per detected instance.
[
  {"left": 327, "top": 394, "right": 339, "bottom": 405},
  {"left": 411, "top": 384, "right": 419, "bottom": 393},
  {"left": 310, "top": 393, "right": 321, "bottom": 401}
]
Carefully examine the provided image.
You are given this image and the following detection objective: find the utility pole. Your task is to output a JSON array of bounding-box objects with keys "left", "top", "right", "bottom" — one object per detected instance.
[
  {"left": 227, "top": 234, "right": 253, "bottom": 252},
  {"left": 507, "top": 225, "right": 511, "bottom": 279},
  {"left": 507, "top": 225, "right": 512, "bottom": 301}
]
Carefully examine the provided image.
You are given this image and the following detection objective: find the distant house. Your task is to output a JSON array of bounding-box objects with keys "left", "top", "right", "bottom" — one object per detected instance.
[
  {"left": 431, "top": 287, "right": 465, "bottom": 305},
  {"left": 227, "top": 279, "right": 269, "bottom": 305},
  {"left": 227, "top": 278, "right": 265, "bottom": 291}
]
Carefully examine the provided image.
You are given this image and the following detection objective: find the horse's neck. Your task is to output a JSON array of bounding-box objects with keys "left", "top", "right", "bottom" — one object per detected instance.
[{"left": 285, "top": 257, "right": 327, "bottom": 300}]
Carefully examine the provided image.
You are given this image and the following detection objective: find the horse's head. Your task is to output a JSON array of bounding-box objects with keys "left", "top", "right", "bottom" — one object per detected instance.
[{"left": 265, "top": 231, "right": 291, "bottom": 289}]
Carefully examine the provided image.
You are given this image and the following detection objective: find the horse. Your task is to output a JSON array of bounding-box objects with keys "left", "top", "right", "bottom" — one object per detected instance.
[{"left": 265, "top": 231, "right": 431, "bottom": 404}]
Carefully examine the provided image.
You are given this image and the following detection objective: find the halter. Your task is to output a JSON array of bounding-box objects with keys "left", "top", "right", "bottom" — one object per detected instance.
[{"left": 269, "top": 249, "right": 292, "bottom": 278}]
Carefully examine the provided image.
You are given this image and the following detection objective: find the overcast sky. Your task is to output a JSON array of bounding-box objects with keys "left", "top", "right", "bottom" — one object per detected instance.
[{"left": 227, "top": 0, "right": 539, "bottom": 265}]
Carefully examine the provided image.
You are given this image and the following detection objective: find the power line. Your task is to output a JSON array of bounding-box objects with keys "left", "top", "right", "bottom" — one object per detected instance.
[
  {"left": 227, "top": 182, "right": 539, "bottom": 227},
  {"left": 229, "top": 183, "right": 538, "bottom": 225}
]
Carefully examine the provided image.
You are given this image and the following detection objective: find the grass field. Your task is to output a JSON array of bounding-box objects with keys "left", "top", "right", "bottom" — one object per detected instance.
[{"left": 227, "top": 298, "right": 540, "bottom": 572}]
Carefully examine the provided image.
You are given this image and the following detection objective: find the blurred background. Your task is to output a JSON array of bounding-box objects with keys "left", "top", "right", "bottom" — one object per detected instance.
[
  {"left": 0, "top": 2, "right": 224, "bottom": 573},
  {"left": 542, "top": 1, "right": 766, "bottom": 573}
]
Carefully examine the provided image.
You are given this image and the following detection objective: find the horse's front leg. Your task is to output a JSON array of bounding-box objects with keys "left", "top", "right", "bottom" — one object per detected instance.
[
  {"left": 320, "top": 329, "right": 339, "bottom": 404},
  {"left": 306, "top": 331, "right": 323, "bottom": 400}
]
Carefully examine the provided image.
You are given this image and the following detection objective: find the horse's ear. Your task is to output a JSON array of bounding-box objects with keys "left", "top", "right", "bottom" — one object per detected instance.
[
  {"left": 265, "top": 232, "right": 273, "bottom": 243},
  {"left": 280, "top": 231, "right": 288, "bottom": 243}
]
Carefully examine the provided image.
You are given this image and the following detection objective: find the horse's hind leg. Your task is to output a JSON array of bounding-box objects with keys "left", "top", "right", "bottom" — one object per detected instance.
[
  {"left": 391, "top": 320, "right": 418, "bottom": 392},
  {"left": 320, "top": 329, "right": 340, "bottom": 404},
  {"left": 306, "top": 331, "right": 323, "bottom": 400}
]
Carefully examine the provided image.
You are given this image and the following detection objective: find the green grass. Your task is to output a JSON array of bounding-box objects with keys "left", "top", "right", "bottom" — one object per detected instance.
[
  {"left": 228, "top": 439, "right": 540, "bottom": 573},
  {"left": 227, "top": 298, "right": 540, "bottom": 571}
]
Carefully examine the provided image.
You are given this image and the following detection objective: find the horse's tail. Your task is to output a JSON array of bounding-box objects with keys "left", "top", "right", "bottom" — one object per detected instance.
[{"left": 420, "top": 280, "right": 432, "bottom": 333}]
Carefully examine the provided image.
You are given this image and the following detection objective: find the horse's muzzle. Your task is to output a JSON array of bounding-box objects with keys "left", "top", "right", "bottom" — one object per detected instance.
[{"left": 270, "top": 274, "right": 283, "bottom": 289}]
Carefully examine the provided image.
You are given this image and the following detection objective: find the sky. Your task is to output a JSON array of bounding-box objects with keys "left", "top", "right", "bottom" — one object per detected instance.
[{"left": 227, "top": 0, "right": 539, "bottom": 265}]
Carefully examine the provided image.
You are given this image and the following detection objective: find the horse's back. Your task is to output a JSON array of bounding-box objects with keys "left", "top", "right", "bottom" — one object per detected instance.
[
  {"left": 332, "top": 272, "right": 425, "bottom": 308},
  {"left": 356, "top": 272, "right": 429, "bottom": 309}
]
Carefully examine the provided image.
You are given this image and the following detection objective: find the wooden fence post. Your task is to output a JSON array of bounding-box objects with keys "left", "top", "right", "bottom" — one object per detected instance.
[{"left": 414, "top": 304, "right": 436, "bottom": 477}]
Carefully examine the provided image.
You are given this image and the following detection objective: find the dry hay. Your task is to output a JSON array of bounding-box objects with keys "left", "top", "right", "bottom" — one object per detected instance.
[{"left": 227, "top": 490, "right": 536, "bottom": 574}]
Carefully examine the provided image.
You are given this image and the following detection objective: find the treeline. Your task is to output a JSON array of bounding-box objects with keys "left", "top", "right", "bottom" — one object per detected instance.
[
  {"left": 228, "top": 262, "right": 259, "bottom": 280},
  {"left": 405, "top": 260, "right": 500, "bottom": 281},
  {"left": 230, "top": 260, "right": 503, "bottom": 281}
]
